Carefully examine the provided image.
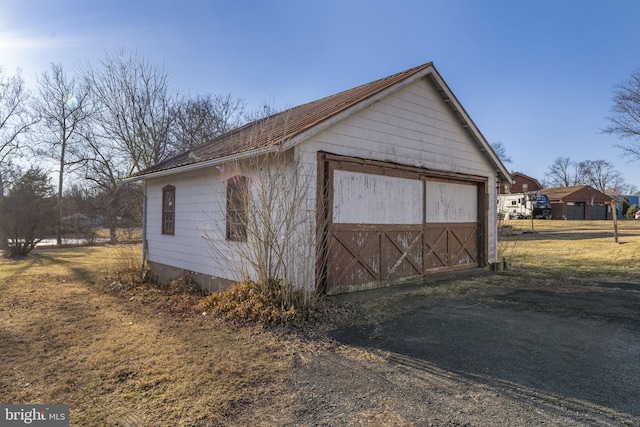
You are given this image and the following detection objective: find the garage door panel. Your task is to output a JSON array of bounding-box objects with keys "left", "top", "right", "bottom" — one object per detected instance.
[
  {"left": 448, "top": 224, "right": 478, "bottom": 267},
  {"left": 328, "top": 225, "right": 425, "bottom": 289},
  {"left": 328, "top": 227, "right": 381, "bottom": 287},
  {"left": 382, "top": 229, "right": 423, "bottom": 279},
  {"left": 321, "top": 155, "right": 482, "bottom": 294},
  {"left": 424, "top": 224, "right": 478, "bottom": 271},
  {"left": 588, "top": 205, "right": 606, "bottom": 220},
  {"left": 566, "top": 202, "right": 585, "bottom": 220},
  {"left": 426, "top": 181, "right": 477, "bottom": 223},
  {"left": 424, "top": 226, "right": 448, "bottom": 270},
  {"left": 333, "top": 170, "right": 423, "bottom": 224}
]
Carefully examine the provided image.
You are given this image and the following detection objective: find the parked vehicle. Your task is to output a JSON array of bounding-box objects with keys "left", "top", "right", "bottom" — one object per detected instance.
[{"left": 498, "top": 191, "right": 552, "bottom": 220}]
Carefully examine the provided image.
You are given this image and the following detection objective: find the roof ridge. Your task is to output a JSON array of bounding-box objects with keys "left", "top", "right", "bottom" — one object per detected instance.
[{"left": 131, "top": 61, "right": 443, "bottom": 178}]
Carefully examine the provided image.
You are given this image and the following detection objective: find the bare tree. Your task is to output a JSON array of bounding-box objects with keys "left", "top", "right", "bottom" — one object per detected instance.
[
  {"left": 170, "top": 93, "right": 245, "bottom": 154},
  {"left": 203, "top": 114, "right": 324, "bottom": 315},
  {"left": 82, "top": 132, "right": 129, "bottom": 243},
  {"left": 32, "top": 63, "right": 93, "bottom": 245},
  {"left": 81, "top": 125, "right": 144, "bottom": 243},
  {"left": 85, "top": 49, "right": 176, "bottom": 174},
  {"left": 490, "top": 141, "right": 512, "bottom": 164},
  {"left": 0, "top": 66, "right": 34, "bottom": 195},
  {"left": 80, "top": 49, "right": 174, "bottom": 242},
  {"left": 204, "top": 151, "right": 321, "bottom": 314},
  {"left": 578, "top": 159, "right": 627, "bottom": 194},
  {"left": 604, "top": 69, "right": 640, "bottom": 160},
  {"left": 544, "top": 157, "right": 584, "bottom": 187}
]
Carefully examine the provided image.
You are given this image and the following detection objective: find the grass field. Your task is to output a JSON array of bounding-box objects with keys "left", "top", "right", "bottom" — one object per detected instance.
[
  {"left": 1, "top": 220, "right": 639, "bottom": 425},
  {"left": 499, "top": 219, "right": 640, "bottom": 277}
]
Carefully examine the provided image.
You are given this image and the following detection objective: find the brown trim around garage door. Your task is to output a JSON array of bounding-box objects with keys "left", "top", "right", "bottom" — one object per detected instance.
[{"left": 317, "top": 152, "right": 488, "bottom": 295}]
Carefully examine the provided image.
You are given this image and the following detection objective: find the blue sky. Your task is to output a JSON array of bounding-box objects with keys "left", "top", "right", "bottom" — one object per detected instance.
[{"left": 2, "top": 0, "right": 640, "bottom": 189}]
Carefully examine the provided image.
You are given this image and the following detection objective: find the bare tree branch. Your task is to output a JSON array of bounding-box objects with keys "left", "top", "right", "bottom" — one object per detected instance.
[
  {"left": 170, "top": 93, "right": 245, "bottom": 154},
  {"left": 32, "top": 63, "right": 94, "bottom": 245},
  {"left": 490, "top": 141, "right": 512, "bottom": 164},
  {"left": 578, "top": 159, "right": 627, "bottom": 194},
  {"left": 604, "top": 69, "right": 640, "bottom": 161},
  {"left": 84, "top": 49, "right": 176, "bottom": 175},
  {"left": 0, "top": 66, "right": 35, "bottom": 192},
  {"left": 544, "top": 157, "right": 583, "bottom": 187}
]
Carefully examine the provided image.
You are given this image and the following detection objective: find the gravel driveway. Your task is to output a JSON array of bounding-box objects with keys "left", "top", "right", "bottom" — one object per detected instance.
[{"left": 288, "top": 273, "right": 640, "bottom": 426}]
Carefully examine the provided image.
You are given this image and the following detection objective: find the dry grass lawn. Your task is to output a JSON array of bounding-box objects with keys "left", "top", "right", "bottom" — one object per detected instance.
[
  {"left": 0, "top": 246, "right": 297, "bottom": 426},
  {"left": 1, "top": 220, "right": 639, "bottom": 425},
  {"left": 499, "top": 219, "right": 640, "bottom": 277}
]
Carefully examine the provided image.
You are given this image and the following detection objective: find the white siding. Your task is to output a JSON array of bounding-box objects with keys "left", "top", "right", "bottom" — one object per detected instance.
[
  {"left": 145, "top": 154, "right": 314, "bottom": 287},
  {"left": 332, "top": 170, "right": 423, "bottom": 224},
  {"left": 296, "top": 76, "right": 499, "bottom": 262},
  {"left": 426, "top": 181, "right": 477, "bottom": 223},
  {"left": 300, "top": 78, "right": 493, "bottom": 178},
  {"left": 146, "top": 165, "right": 247, "bottom": 283}
]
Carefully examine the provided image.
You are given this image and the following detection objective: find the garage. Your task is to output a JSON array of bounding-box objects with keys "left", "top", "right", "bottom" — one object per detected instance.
[
  {"left": 544, "top": 186, "right": 613, "bottom": 221},
  {"left": 133, "top": 62, "right": 511, "bottom": 295},
  {"left": 320, "top": 154, "right": 486, "bottom": 294}
]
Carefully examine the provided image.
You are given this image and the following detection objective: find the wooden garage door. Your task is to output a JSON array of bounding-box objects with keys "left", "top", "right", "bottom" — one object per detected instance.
[{"left": 320, "top": 155, "right": 482, "bottom": 294}]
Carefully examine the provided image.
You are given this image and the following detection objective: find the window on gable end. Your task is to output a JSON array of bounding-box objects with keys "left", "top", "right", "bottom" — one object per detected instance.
[
  {"left": 162, "top": 185, "right": 176, "bottom": 235},
  {"left": 226, "top": 176, "right": 248, "bottom": 242}
]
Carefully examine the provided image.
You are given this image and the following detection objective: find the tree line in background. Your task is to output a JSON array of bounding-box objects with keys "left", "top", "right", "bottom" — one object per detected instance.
[
  {"left": 493, "top": 139, "right": 637, "bottom": 195},
  {"left": 0, "top": 49, "right": 247, "bottom": 256},
  {"left": 543, "top": 157, "right": 637, "bottom": 195},
  {"left": 3, "top": 52, "right": 640, "bottom": 256}
]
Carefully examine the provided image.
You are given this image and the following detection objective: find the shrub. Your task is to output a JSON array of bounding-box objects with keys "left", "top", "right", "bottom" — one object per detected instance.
[
  {"left": 625, "top": 204, "right": 639, "bottom": 219},
  {"left": 199, "top": 279, "right": 315, "bottom": 326},
  {"left": 0, "top": 167, "right": 56, "bottom": 257},
  {"left": 157, "top": 271, "right": 204, "bottom": 296}
]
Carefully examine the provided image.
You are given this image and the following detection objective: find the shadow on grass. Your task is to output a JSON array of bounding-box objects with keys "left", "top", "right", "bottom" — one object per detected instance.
[{"left": 501, "top": 231, "right": 627, "bottom": 241}]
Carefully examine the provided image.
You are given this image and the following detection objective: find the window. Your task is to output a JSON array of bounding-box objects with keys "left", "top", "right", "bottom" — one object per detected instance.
[
  {"left": 226, "top": 176, "right": 247, "bottom": 241},
  {"left": 162, "top": 185, "right": 175, "bottom": 235}
]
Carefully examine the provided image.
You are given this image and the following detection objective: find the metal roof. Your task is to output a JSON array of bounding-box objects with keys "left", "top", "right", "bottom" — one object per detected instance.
[{"left": 130, "top": 61, "right": 511, "bottom": 183}]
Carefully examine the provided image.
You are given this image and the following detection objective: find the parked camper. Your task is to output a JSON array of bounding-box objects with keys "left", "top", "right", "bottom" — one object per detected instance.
[{"left": 498, "top": 191, "right": 551, "bottom": 219}]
